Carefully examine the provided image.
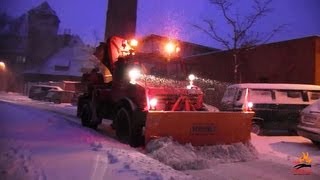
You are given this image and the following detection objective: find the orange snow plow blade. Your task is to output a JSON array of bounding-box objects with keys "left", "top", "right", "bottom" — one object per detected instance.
[{"left": 145, "top": 111, "right": 254, "bottom": 146}]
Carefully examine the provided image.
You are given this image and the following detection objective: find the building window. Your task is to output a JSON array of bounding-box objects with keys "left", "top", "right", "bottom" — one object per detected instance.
[
  {"left": 16, "top": 56, "right": 26, "bottom": 63},
  {"left": 54, "top": 65, "right": 69, "bottom": 71},
  {"left": 54, "top": 60, "right": 70, "bottom": 71}
]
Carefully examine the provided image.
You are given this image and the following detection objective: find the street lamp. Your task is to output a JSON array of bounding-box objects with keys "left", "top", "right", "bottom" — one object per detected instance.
[
  {"left": 0, "top": 61, "right": 7, "bottom": 92},
  {"left": 164, "top": 41, "right": 180, "bottom": 60},
  {"left": 129, "top": 39, "right": 138, "bottom": 47},
  {"left": 165, "top": 42, "right": 175, "bottom": 55},
  {"left": 0, "top": 61, "right": 6, "bottom": 71},
  {"left": 163, "top": 41, "right": 181, "bottom": 77}
]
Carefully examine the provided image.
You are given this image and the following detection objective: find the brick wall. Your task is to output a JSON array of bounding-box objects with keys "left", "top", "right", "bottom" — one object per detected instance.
[{"left": 184, "top": 36, "right": 319, "bottom": 84}]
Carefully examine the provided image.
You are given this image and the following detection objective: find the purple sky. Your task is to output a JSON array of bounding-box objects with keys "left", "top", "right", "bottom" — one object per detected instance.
[{"left": 1, "top": 0, "right": 320, "bottom": 48}]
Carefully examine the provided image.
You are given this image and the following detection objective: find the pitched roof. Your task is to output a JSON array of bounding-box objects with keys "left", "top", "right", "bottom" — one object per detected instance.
[
  {"left": 0, "top": 1, "right": 59, "bottom": 35},
  {"left": 24, "top": 45, "right": 98, "bottom": 77},
  {"left": 28, "top": 1, "right": 57, "bottom": 16}
]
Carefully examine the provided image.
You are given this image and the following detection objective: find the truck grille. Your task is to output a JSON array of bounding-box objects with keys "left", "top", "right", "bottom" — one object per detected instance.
[{"left": 153, "top": 94, "right": 201, "bottom": 110}]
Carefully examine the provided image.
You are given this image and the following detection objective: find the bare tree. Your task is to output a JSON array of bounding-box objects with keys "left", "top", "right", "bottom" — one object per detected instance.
[{"left": 193, "top": 0, "right": 286, "bottom": 83}]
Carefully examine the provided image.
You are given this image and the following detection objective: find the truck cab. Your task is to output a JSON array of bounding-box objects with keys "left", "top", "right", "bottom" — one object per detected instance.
[{"left": 77, "top": 36, "right": 204, "bottom": 147}]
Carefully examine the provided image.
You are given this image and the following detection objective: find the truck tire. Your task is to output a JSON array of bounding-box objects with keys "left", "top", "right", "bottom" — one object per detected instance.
[
  {"left": 128, "top": 122, "right": 143, "bottom": 148},
  {"left": 115, "top": 107, "right": 130, "bottom": 142},
  {"left": 81, "top": 104, "right": 91, "bottom": 127},
  {"left": 115, "top": 107, "right": 142, "bottom": 147},
  {"left": 77, "top": 95, "right": 87, "bottom": 118},
  {"left": 81, "top": 104, "right": 98, "bottom": 129},
  {"left": 251, "top": 123, "right": 263, "bottom": 135}
]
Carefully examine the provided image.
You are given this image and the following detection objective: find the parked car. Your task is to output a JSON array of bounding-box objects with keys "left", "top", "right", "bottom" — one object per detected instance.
[
  {"left": 45, "top": 89, "right": 76, "bottom": 104},
  {"left": 297, "top": 99, "right": 320, "bottom": 147},
  {"left": 220, "top": 83, "right": 320, "bottom": 135},
  {"left": 28, "top": 85, "right": 63, "bottom": 100}
]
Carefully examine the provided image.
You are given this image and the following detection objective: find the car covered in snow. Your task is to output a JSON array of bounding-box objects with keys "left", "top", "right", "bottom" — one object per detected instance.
[
  {"left": 297, "top": 99, "right": 320, "bottom": 147},
  {"left": 45, "top": 89, "right": 76, "bottom": 104},
  {"left": 28, "top": 85, "right": 63, "bottom": 101},
  {"left": 221, "top": 83, "right": 320, "bottom": 135}
]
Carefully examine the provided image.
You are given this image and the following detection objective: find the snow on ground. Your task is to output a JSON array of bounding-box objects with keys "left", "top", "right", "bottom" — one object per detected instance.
[
  {"left": 0, "top": 95, "right": 193, "bottom": 180},
  {"left": 146, "top": 137, "right": 257, "bottom": 170},
  {"left": 0, "top": 92, "right": 77, "bottom": 117},
  {"left": 251, "top": 133, "right": 320, "bottom": 166},
  {"left": 0, "top": 92, "right": 259, "bottom": 170},
  {"left": 1, "top": 92, "right": 320, "bottom": 179}
]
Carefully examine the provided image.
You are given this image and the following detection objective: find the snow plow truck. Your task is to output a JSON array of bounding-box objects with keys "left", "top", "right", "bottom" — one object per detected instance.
[{"left": 77, "top": 36, "right": 254, "bottom": 147}]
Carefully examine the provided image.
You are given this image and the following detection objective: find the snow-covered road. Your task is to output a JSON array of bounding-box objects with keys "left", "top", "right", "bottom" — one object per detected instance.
[
  {"left": 0, "top": 101, "right": 193, "bottom": 180},
  {"left": 1, "top": 92, "right": 320, "bottom": 180}
]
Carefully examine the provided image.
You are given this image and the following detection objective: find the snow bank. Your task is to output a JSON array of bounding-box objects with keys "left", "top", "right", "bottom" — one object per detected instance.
[
  {"left": 146, "top": 137, "right": 258, "bottom": 170},
  {"left": 0, "top": 92, "right": 77, "bottom": 117},
  {"left": 95, "top": 148, "right": 194, "bottom": 180}
]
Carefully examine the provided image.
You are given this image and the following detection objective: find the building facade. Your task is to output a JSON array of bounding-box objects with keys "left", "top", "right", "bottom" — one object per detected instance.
[
  {"left": 136, "top": 34, "right": 219, "bottom": 77},
  {"left": 0, "top": 2, "right": 60, "bottom": 73},
  {"left": 184, "top": 36, "right": 320, "bottom": 85},
  {"left": 0, "top": 2, "right": 95, "bottom": 92}
]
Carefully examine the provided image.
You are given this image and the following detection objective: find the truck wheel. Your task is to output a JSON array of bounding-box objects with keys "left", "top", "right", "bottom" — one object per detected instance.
[
  {"left": 81, "top": 104, "right": 98, "bottom": 129},
  {"left": 77, "top": 95, "right": 86, "bottom": 118},
  {"left": 128, "top": 122, "right": 143, "bottom": 148},
  {"left": 251, "top": 123, "right": 263, "bottom": 135},
  {"left": 115, "top": 107, "right": 142, "bottom": 147},
  {"left": 81, "top": 104, "right": 91, "bottom": 127},
  {"left": 115, "top": 107, "right": 130, "bottom": 141}
]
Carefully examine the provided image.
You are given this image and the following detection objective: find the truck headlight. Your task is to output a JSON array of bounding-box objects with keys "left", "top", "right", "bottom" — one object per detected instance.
[
  {"left": 188, "top": 74, "right": 195, "bottom": 81},
  {"left": 129, "top": 39, "right": 138, "bottom": 47},
  {"left": 187, "top": 74, "right": 196, "bottom": 89},
  {"left": 128, "top": 68, "right": 141, "bottom": 84},
  {"left": 149, "top": 98, "right": 158, "bottom": 110},
  {"left": 248, "top": 102, "right": 253, "bottom": 109}
]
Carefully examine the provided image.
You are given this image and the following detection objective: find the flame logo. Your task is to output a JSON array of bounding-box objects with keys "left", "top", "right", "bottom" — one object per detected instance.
[
  {"left": 292, "top": 152, "right": 312, "bottom": 175},
  {"left": 298, "top": 152, "right": 312, "bottom": 165}
]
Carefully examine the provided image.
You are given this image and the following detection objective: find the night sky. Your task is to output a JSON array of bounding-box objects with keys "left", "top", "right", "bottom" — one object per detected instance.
[{"left": 1, "top": 0, "right": 320, "bottom": 48}]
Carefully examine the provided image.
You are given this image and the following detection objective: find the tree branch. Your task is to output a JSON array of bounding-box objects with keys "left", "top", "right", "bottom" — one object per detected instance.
[
  {"left": 210, "top": 0, "right": 238, "bottom": 48},
  {"left": 236, "top": 0, "right": 273, "bottom": 47},
  {"left": 259, "top": 24, "right": 288, "bottom": 44},
  {"left": 192, "top": 20, "right": 231, "bottom": 49},
  {"left": 193, "top": 0, "right": 285, "bottom": 51}
]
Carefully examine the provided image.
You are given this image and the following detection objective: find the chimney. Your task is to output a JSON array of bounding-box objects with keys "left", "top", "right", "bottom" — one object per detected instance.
[
  {"left": 105, "top": 0, "right": 138, "bottom": 40},
  {"left": 63, "top": 29, "right": 72, "bottom": 46}
]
